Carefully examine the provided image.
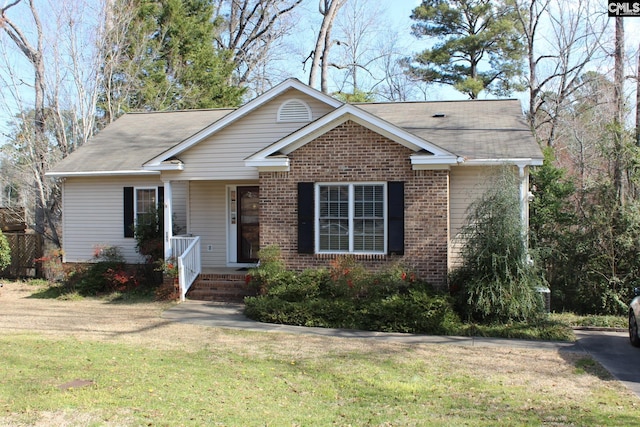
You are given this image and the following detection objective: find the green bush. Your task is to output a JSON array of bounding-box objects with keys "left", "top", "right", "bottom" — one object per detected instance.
[
  {"left": 246, "top": 245, "right": 289, "bottom": 294},
  {"left": 530, "top": 148, "right": 640, "bottom": 315},
  {"left": 65, "top": 246, "right": 145, "bottom": 296},
  {"left": 244, "top": 255, "right": 463, "bottom": 335},
  {"left": 134, "top": 206, "right": 164, "bottom": 264},
  {"left": 262, "top": 269, "right": 328, "bottom": 302},
  {"left": 0, "top": 230, "right": 10, "bottom": 272},
  {"left": 450, "top": 169, "right": 545, "bottom": 323},
  {"left": 360, "top": 289, "right": 460, "bottom": 334}
]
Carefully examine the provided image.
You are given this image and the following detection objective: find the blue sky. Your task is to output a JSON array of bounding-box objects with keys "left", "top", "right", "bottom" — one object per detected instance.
[{"left": 1, "top": 0, "right": 638, "bottom": 139}]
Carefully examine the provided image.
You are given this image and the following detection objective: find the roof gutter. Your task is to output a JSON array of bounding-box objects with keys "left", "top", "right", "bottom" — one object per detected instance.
[
  {"left": 409, "top": 154, "right": 461, "bottom": 170},
  {"left": 458, "top": 158, "right": 544, "bottom": 167},
  {"left": 46, "top": 170, "right": 160, "bottom": 178}
]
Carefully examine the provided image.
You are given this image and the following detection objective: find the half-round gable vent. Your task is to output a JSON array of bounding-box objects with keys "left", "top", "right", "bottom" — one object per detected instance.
[{"left": 277, "top": 99, "right": 312, "bottom": 122}]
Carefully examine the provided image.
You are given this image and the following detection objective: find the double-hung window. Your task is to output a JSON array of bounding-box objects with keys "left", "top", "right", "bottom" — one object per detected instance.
[
  {"left": 316, "top": 183, "right": 386, "bottom": 254},
  {"left": 135, "top": 187, "right": 157, "bottom": 226}
]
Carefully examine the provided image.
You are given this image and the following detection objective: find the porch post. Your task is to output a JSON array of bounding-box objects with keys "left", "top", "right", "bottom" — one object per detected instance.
[{"left": 163, "top": 179, "right": 173, "bottom": 259}]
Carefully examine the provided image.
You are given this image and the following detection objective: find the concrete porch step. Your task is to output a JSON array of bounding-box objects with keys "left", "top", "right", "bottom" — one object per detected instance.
[{"left": 186, "top": 273, "right": 256, "bottom": 303}]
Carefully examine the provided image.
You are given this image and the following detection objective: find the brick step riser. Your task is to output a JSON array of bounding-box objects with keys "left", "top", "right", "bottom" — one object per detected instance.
[{"left": 186, "top": 276, "right": 256, "bottom": 302}]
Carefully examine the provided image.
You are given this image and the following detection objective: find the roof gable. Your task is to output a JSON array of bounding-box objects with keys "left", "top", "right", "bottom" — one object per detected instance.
[
  {"left": 245, "top": 103, "right": 460, "bottom": 171},
  {"left": 47, "top": 109, "right": 233, "bottom": 177},
  {"left": 143, "top": 78, "right": 343, "bottom": 169}
]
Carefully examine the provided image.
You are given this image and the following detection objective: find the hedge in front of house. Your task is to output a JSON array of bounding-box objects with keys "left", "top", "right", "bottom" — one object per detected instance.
[{"left": 243, "top": 252, "right": 462, "bottom": 335}]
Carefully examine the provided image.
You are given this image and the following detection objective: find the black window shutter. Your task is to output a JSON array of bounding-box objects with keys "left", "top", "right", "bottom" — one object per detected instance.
[
  {"left": 388, "top": 182, "right": 404, "bottom": 255},
  {"left": 123, "top": 187, "right": 134, "bottom": 238},
  {"left": 298, "top": 182, "right": 314, "bottom": 254},
  {"left": 158, "top": 186, "right": 164, "bottom": 237}
]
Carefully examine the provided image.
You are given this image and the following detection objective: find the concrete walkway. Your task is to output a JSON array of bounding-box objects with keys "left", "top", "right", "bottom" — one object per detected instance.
[
  {"left": 162, "top": 300, "right": 580, "bottom": 350},
  {"left": 162, "top": 300, "right": 640, "bottom": 398}
]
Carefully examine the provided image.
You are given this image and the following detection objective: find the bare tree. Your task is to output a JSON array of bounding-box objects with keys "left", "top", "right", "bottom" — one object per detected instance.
[
  {"left": 613, "top": 16, "right": 625, "bottom": 203},
  {"left": 329, "top": 0, "right": 380, "bottom": 93},
  {"left": 0, "top": 0, "right": 106, "bottom": 245},
  {"left": 213, "top": 0, "right": 303, "bottom": 96},
  {"left": 307, "top": 0, "right": 345, "bottom": 93},
  {"left": 373, "top": 32, "right": 429, "bottom": 102},
  {"left": 636, "top": 44, "right": 640, "bottom": 146},
  {"left": 512, "top": 0, "right": 608, "bottom": 146},
  {"left": 1, "top": 0, "right": 51, "bottom": 242},
  {"left": 98, "top": 0, "right": 142, "bottom": 124}
]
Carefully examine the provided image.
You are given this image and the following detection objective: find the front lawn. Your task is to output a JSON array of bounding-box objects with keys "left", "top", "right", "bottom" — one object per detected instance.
[{"left": 1, "top": 333, "right": 638, "bottom": 426}]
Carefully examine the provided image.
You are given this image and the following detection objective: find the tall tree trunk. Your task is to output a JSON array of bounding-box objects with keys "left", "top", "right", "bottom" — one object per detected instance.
[
  {"left": 613, "top": 16, "right": 625, "bottom": 204},
  {"left": 309, "top": 0, "right": 344, "bottom": 92},
  {"left": 636, "top": 43, "right": 640, "bottom": 146},
  {"left": 1, "top": 0, "right": 57, "bottom": 244}
]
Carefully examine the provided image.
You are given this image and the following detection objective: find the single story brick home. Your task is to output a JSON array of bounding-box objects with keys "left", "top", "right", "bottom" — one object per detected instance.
[{"left": 48, "top": 78, "right": 543, "bottom": 299}]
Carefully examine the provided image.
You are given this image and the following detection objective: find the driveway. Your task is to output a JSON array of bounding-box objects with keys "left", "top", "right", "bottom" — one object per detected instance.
[{"left": 573, "top": 329, "right": 640, "bottom": 398}]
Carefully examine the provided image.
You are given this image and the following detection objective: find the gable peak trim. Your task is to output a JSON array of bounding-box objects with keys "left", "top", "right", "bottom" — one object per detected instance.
[{"left": 143, "top": 78, "right": 343, "bottom": 168}]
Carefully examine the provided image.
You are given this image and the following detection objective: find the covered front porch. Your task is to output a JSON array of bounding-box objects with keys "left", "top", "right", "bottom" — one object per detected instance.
[{"left": 161, "top": 180, "right": 260, "bottom": 301}]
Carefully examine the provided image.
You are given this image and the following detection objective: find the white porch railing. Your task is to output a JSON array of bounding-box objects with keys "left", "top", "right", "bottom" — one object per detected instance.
[{"left": 170, "top": 235, "right": 201, "bottom": 302}]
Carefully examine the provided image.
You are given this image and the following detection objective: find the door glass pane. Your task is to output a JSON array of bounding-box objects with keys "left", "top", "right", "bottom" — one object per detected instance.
[{"left": 239, "top": 187, "right": 259, "bottom": 262}]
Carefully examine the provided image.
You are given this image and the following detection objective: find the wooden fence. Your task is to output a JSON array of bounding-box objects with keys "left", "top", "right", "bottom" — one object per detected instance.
[
  {"left": 0, "top": 208, "right": 43, "bottom": 278},
  {"left": 1, "top": 232, "right": 43, "bottom": 278},
  {"left": 0, "top": 207, "right": 27, "bottom": 233}
]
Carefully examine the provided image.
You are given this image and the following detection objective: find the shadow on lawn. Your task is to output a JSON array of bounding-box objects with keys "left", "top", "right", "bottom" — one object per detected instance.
[{"left": 26, "top": 282, "right": 159, "bottom": 304}]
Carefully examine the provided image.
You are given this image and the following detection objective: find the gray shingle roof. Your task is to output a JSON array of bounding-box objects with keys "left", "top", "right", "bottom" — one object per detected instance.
[
  {"left": 49, "top": 109, "right": 233, "bottom": 174},
  {"left": 49, "top": 97, "right": 540, "bottom": 176},
  {"left": 357, "top": 99, "right": 542, "bottom": 161}
]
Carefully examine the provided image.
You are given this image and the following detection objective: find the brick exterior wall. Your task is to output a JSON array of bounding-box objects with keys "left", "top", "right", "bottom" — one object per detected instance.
[{"left": 259, "top": 120, "right": 450, "bottom": 287}]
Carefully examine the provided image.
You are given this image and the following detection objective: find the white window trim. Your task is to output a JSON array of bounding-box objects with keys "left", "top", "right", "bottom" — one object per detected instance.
[
  {"left": 314, "top": 182, "right": 387, "bottom": 255},
  {"left": 134, "top": 186, "right": 158, "bottom": 225}
]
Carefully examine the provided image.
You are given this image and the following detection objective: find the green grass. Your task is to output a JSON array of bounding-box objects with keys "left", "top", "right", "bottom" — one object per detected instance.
[
  {"left": 462, "top": 316, "right": 577, "bottom": 341},
  {"left": 550, "top": 312, "right": 627, "bottom": 329},
  {"left": 0, "top": 334, "right": 638, "bottom": 426}
]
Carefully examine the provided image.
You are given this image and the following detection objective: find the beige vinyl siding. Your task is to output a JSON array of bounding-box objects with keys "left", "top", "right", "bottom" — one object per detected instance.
[
  {"left": 174, "top": 91, "right": 334, "bottom": 180},
  {"left": 170, "top": 181, "right": 188, "bottom": 234},
  {"left": 448, "top": 166, "right": 496, "bottom": 268},
  {"left": 187, "top": 181, "right": 253, "bottom": 268},
  {"left": 62, "top": 175, "right": 163, "bottom": 263}
]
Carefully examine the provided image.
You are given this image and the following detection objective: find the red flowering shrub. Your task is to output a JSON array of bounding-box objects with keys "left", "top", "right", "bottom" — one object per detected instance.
[
  {"left": 103, "top": 267, "right": 140, "bottom": 293},
  {"left": 327, "top": 256, "right": 368, "bottom": 297}
]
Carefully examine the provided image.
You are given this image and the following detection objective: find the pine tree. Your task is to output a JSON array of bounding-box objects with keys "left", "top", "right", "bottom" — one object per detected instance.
[
  {"left": 99, "top": 0, "right": 243, "bottom": 121},
  {"left": 409, "top": 0, "right": 525, "bottom": 99}
]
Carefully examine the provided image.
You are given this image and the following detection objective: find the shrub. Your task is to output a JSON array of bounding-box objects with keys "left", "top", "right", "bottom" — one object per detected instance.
[
  {"left": 69, "top": 245, "right": 142, "bottom": 296},
  {"left": 134, "top": 206, "right": 164, "bottom": 264},
  {"left": 0, "top": 230, "right": 11, "bottom": 272},
  {"left": 246, "top": 245, "right": 289, "bottom": 294},
  {"left": 244, "top": 255, "right": 463, "bottom": 335},
  {"left": 450, "top": 169, "right": 545, "bottom": 323}
]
